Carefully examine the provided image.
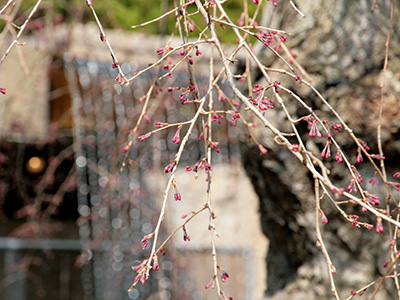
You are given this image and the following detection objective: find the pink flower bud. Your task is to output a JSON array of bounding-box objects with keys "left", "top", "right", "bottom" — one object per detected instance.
[
  {"left": 100, "top": 32, "right": 106, "bottom": 43},
  {"left": 156, "top": 48, "right": 165, "bottom": 55},
  {"left": 258, "top": 144, "right": 268, "bottom": 155},
  {"left": 205, "top": 276, "right": 216, "bottom": 289},
  {"left": 164, "top": 161, "right": 176, "bottom": 173},
  {"left": 139, "top": 133, "right": 152, "bottom": 142},
  {"left": 221, "top": 270, "right": 229, "bottom": 282},
  {"left": 319, "top": 209, "right": 328, "bottom": 224},
  {"left": 172, "top": 126, "right": 182, "bottom": 144},
  {"left": 357, "top": 147, "right": 363, "bottom": 163},
  {"left": 140, "top": 274, "right": 146, "bottom": 284},
  {"left": 331, "top": 265, "right": 336, "bottom": 274},
  {"left": 174, "top": 192, "right": 181, "bottom": 201},
  {"left": 153, "top": 255, "right": 159, "bottom": 271},
  {"left": 188, "top": 22, "right": 195, "bottom": 32},
  {"left": 321, "top": 139, "right": 331, "bottom": 159},
  {"left": 121, "top": 145, "right": 130, "bottom": 153},
  {"left": 376, "top": 218, "right": 383, "bottom": 233},
  {"left": 335, "top": 149, "right": 343, "bottom": 163}
]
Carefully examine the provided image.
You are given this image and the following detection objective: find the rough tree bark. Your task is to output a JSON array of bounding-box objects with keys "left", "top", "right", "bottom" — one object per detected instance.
[{"left": 240, "top": 1, "right": 400, "bottom": 298}]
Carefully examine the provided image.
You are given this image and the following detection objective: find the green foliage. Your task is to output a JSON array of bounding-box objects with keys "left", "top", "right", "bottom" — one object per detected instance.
[
  {"left": 96, "top": 0, "right": 166, "bottom": 33},
  {"left": 104, "top": 0, "right": 258, "bottom": 42},
  {"left": 13, "top": 0, "right": 259, "bottom": 43}
]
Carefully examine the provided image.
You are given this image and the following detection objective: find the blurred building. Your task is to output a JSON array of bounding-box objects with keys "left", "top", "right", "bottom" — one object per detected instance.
[{"left": 0, "top": 24, "right": 267, "bottom": 300}]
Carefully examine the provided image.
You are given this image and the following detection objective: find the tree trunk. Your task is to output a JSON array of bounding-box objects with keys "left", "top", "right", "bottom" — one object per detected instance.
[{"left": 240, "top": 1, "right": 400, "bottom": 298}]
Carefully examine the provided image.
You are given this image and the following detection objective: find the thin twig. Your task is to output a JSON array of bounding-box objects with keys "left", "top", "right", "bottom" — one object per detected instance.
[
  {"left": 0, "top": 0, "right": 43, "bottom": 65},
  {"left": 315, "top": 179, "right": 340, "bottom": 299},
  {"left": 290, "top": 1, "right": 305, "bottom": 18},
  {"left": 0, "top": 0, "right": 14, "bottom": 15},
  {"left": 87, "top": 3, "right": 128, "bottom": 82}
]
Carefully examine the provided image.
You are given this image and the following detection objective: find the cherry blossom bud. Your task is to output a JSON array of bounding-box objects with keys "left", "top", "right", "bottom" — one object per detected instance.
[
  {"left": 188, "top": 22, "right": 195, "bottom": 32},
  {"left": 335, "top": 149, "right": 343, "bottom": 163},
  {"left": 376, "top": 218, "right": 383, "bottom": 233},
  {"left": 140, "top": 274, "right": 146, "bottom": 284},
  {"left": 172, "top": 125, "right": 182, "bottom": 144},
  {"left": 164, "top": 161, "right": 176, "bottom": 173},
  {"left": 309, "top": 120, "right": 322, "bottom": 138},
  {"left": 258, "top": 144, "right": 268, "bottom": 155},
  {"left": 369, "top": 171, "right": 379, "bottom": 186},
  {"left": 356, "top": 147, "right": 363, "bottom": 163},
  {"left": 156, "top": 48, "right": 165, "bottom": 55},
  {"left": 364, "top": 191, "right": 379, "bottom": 206},
  {"left": 141, "top": 241, "right": 148, "bottom": 249},
  {"left": 371, "top": 154, "right": 385, "bottom": 160},
  {"left": 351, "top": 215, "right": 359, "bottom": 226},
  {"left": 174, "top": 192, "right": 181, "bottom": 201},
  {"left": 141, "top": 232, "right": 155, "bottom": 249},
  {"left": 205, "top": 276, "right": 216, "bottom": 289},
  {"left": 221, "top": 270, "right": 229, "bottom": 282},
  {"left": 321, "top": 139, "right": 331, "bottom": 159},
  {"left": 331, "top": 265, "right": 336, "bottom": 274},
  {"left": 388, "top": 181, "right": 400, "bottom": 191},
  {"left": 155, "top": 122, "right": 168, "bottom": 128},
  {"left": 153, "top": 255, "right": 159, "bottom": 271},
  {"left": 351, "top": 165, "right": 363, "bottom": 183},
  {"left": 183, "top": 233, "right": 190, "bottom": 241},
  {"left": 182, "top": 226, "right": 190, "bottom": 241},
  {"left": 358, "top": 138, "right": 370, "bottom": 150},
  {"left": 160, "top": 248, "right": 166, "bottom": 256},
  {"left": 319, "top": 209, "right": 328, "bottom": 224},
  {"left": 121, "top": 145, "right": 130, "bottom": 153},
  {"left": 237, "top": 16, "right": 244, "bottom": 26},
  {"left": 100, "top": 32, "right": 106, "bottom": 43}
]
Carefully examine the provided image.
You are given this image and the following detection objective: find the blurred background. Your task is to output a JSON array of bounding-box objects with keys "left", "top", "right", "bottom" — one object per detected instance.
[
  {"left": 1, "top": 1, "right": 400, "bottom": 299},
  {"left": 0, "top": 1, "right": 267, "bottom": 299}
]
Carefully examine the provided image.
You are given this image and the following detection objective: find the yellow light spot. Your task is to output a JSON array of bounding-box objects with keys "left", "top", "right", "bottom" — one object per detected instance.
[{"left": 26, "top": 156, "right": 46, "bottom": 174}]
